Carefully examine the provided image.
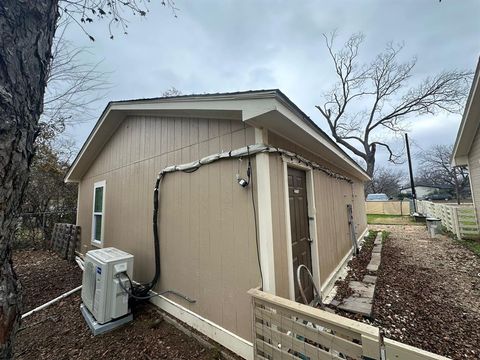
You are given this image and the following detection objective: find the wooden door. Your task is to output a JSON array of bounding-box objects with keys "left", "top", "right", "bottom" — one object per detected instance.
[{"left": 288, "top": 167, "right": 314, "bottom": 304}]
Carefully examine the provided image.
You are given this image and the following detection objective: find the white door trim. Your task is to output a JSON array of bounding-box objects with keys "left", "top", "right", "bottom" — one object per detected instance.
[{"left": 282, "top": 156, "right": 321, "bottom": 301}]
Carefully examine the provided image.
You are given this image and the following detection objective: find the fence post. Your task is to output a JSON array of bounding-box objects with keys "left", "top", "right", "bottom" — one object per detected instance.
[
  {"left": 453, "top": 207, "right": 461, "bottom": 239},
  {"left": 250, "top": 294, "right": 258, "bottom": 360}
]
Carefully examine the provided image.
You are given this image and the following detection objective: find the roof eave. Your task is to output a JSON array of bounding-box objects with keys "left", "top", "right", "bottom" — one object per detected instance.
[
  {"left": 451, "top": 58, "right": 480, "bottom": 166},
  {"left": 65, "top": 90, "right": 370, "bottom": 183}
]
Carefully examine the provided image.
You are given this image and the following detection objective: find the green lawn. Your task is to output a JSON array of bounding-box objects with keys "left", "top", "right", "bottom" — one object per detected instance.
[
  {"left": 460, "top": 238, "right": 480, "bottom": 257},
  {"left": 367, "top": 214, "right": 424, "bottom": 226}
]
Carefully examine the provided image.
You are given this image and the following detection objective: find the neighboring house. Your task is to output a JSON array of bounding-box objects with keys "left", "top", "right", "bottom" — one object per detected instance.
[
  {"left": 65, "top": 89, "right": 369, "bottom": 358},
  {"left": 366, "top": 193, "right": 389, "bottom": 201},
  {"left": 400, "top": 184, "right": 451, "bottom": 199},
  {"left": 452, "top": 58, "right": 480, "bottom": 219}
]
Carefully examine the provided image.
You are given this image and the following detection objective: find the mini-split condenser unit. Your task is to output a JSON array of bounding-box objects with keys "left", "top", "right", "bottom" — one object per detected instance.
[{"left": 81, "top": 247, "right": 134, "bottom": 324}]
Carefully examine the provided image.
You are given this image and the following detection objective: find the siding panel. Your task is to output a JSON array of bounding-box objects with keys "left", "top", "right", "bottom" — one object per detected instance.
[{"left": 77, "top": 115, "right": 259, "bottom": 341}]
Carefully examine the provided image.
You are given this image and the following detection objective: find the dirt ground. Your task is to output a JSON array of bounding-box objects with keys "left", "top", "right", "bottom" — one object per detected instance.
[
  {"left": 14, "top": 249, "right": 236, "bottom": 360},
  {"left": 371, "top": 225, "right": 480, "bottom": 360}
]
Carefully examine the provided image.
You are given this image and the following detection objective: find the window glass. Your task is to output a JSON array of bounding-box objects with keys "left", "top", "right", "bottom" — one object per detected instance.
[
  {"left": 92, "top": 181, "right": 105, "bottom": 245},
  {"left": 94, "top": 187, "right": 104, "bottom": 212},
  {"left": 94, "top": 214, "right": 102, "bottom": 241}
]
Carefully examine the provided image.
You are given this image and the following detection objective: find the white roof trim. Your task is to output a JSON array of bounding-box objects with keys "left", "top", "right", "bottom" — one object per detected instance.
[
  {"left": 274, "top": 99, "right": 368, "bottom": 180},
  {"left": 65, "top": 91, "right": 369, "bottom": 182},
  {"left": 452, "top": 58, "right": 480, "bottom": 166}
]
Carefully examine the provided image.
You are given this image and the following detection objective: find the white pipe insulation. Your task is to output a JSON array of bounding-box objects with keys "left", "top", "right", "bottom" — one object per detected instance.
[
  {"left": 159, "top": 143, "right": 353, "bottom": 183},
  {"left": 21, "top": 257, "right": 85, "bottom": 319},
  {"left": 21, "top": 285, "right": 82, "bottom": 319}
]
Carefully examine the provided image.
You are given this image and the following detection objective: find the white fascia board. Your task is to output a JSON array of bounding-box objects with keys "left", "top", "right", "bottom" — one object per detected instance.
[
  {"left": 451, "top": 155, "right": 468, "bottom": 167},
  {"left": 64, "top": 102, "right": 114, "bottom": 183},
  {"left": 452, "top": 59, "right": 480, "bottom": 165},
  {"left": 273, "top": 101, "right": 370, "bottom": 181},
  {"left": 112, "top": 97, "right": 276, "bottom": 118},
  {"left": 65, "top": 98, "right": 276, "bottom": 183}
]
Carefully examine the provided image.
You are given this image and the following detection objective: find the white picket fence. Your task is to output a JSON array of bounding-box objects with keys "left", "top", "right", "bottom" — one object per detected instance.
[{"left": 416, "top": 200, "right": 480, "bottom": 239}]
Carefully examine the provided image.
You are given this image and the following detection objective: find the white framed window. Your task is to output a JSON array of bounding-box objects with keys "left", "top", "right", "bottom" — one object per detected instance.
[{"left": 92, "top": 180, "right": 106, "bottom": 246}]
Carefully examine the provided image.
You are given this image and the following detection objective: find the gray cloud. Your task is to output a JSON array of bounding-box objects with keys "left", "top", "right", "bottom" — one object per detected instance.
[{"left": 63, "top": 0, "right": 480, "bottom": 173}]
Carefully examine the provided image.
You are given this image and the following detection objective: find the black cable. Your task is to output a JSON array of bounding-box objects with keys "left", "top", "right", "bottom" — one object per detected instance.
[
  {"left": 116, "top": 273, "right": 196, "bottom": 303},
  {"left": 247, "top": 146, "right": 263, "bottom": 290},
  {"left": 129, "top": 173, "right": 163, "bottom": 298}
]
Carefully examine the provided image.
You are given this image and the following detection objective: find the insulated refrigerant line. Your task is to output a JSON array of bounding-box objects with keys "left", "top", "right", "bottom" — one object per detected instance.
[
  {"left": 158, "top": 144, "right": 354, "bottom": 183},
  {"left": 139, "top": 144, "right": 355, "bottom": 299}
]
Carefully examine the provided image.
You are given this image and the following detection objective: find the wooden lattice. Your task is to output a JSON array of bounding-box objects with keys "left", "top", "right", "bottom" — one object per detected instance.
[{"left": 50, "top": 223, "right": 80, "bottom": 261}]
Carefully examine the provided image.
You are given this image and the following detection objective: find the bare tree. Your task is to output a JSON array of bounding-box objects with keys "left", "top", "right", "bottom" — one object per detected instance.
[
  {"left": 316, "top": 32, "right": 472, "bottom": 176},
  {"left": 416, "top": 144, "right": 470, "bottom": 204},
  {"left": 365, "top": 166, "right": 405, "bottom": 197},
  {"left": 0, "top": 1, "right": 174, "bottom": 356},
  {"left": 40, "top": 21, "right": 109, "bottom": 144},
  {"left": 162, "top": 86, "right": 182, "bottom": 97}
]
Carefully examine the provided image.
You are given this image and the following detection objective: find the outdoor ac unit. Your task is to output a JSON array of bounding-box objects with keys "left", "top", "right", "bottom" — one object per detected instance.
[{"left": 81, "top": 247, "right": 134, "bottom": 324}]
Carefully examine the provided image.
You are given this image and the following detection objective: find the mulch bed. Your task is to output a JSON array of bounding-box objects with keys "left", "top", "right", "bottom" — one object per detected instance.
[
  {"left": 14, "top": 249, "right": 82, "bottom": 312},
  {"left": 371, "top": 225, "right": 480, "bottom": 360},
  {"left": 16, "top": 295, "right": 222, "bottom": 360},
  {"left": 332, "top": 231, "right": 377, "bottom": 303},
  {"left": 13, "top": 249, "right": 237, "bottom": 360},
  {"left": 328, "top": 225, "right": 480, "bottom": 359}
]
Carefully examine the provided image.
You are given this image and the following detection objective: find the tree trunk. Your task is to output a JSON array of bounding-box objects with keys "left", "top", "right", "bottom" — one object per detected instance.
[
  {"left": 0, "top": 2, "right": 58, "bottom": 357},
  {"left": 365, "top": 146, "right": 376, "bottom": 178}
]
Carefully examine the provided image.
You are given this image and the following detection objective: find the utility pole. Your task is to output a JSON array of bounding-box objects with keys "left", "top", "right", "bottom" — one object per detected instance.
[{"left": 405, "top": 133, "right": 417, "bottom": 213}]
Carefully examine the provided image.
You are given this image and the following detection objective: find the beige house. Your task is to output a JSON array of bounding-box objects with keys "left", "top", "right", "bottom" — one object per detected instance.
[
  {"left": 452, "top": 59, "right": 480, "bottom": 220},
  {"left": 66, "top": 90, "right": 369, "bottom": 359}
]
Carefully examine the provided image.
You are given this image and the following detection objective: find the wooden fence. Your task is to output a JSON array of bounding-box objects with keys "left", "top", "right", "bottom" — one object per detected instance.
[
  {"left": 51, "top": 223, "right": 80, "bottom": 261},
  {"left": 416, "top": 200, "right": 480, "bottom": 239},
  {"left": 249, "top": 288, "right": 450, "bottom": 360},
  {"left": 365, "top": 201, "right": 410, "bottom": 215}
]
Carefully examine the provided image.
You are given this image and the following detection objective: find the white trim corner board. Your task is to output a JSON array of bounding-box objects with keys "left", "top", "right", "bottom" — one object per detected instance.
[
  {"left": 254, "top": 128, "right": 276, "bottom": 294},
  {"left": 149, "top": 294, "right": 253, "bottom": 360}
]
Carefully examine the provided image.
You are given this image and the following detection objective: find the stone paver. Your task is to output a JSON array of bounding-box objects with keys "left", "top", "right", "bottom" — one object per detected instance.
[
  {"left": 338, "top": 297, "right": 372, "bottom": 317},
  {"left": 337, "top": 231, "right": 384, "bottom": 318},
  {"left": 367, "top": 252, "right": 381, "bottom": 272},
  {"left": 363, "top": 275, "right": 377, "bottom": 284}
]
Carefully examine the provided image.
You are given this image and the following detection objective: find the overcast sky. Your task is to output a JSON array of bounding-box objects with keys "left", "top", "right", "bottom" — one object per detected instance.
[{"left": 62, "top": 0, "right": 480, "bottom": 175}]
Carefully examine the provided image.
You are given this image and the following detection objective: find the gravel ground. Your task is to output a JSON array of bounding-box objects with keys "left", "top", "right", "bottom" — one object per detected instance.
[
  {"left": 371, "top": 225, "right": 480, "bottom": 360},
  {"left": 14, "top": 249, "right": 236, "bottom": 360}
]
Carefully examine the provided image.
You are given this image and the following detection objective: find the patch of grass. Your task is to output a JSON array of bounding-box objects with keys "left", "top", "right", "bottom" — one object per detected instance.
[
  {"left": 381, "top": 231, "right": 390, "bottom": 242},
  {"left": 460, "top": 238, "right": 480, "bottom": 256},
  {"left": 368, "top": 214, "right": 404, "bottom": 219},
  {"left": 367, "top": 214, "right": 421, "bottom": 225},
  {"left": 365, "top": 230, "right": 377, "bottom": 243}
]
